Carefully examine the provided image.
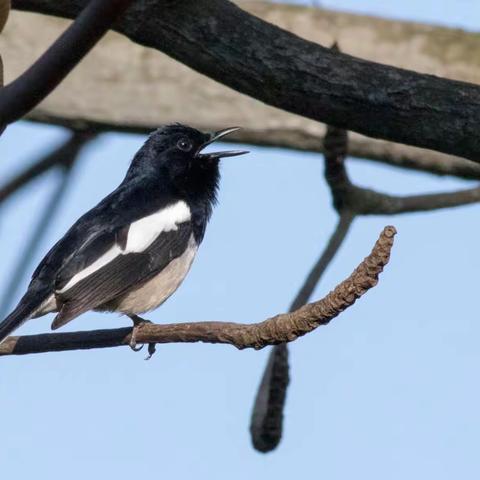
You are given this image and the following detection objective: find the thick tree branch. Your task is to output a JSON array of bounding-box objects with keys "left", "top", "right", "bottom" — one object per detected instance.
[
  {"left": 4, "top": 9, "right": 480, "bottom": 179},
  {"left": 11, "top": 0, "right": 480, "bottom": 161},
  {"left": 0, "top": 226, "right": 396, "bottom": 356},
  {"left": 0, "top": 0, "right": 133, "bottom": 128},
  {"left": 0, "top": 130, "right": 97, "bottom": 202}
]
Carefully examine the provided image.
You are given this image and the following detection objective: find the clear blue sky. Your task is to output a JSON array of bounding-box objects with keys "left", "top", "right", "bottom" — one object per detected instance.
[{"left": 1, "top": 2, "right": 480, "bottom": 479}]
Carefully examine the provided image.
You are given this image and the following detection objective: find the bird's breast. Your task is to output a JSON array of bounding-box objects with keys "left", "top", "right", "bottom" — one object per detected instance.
[{"left": 105, "top": 235, "right": 198, "bottom": 315}]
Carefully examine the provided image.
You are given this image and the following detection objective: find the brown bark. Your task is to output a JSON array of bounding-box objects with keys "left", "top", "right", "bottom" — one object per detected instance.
[{"left": 0, "top": 226, "right": 396, "bottom": 356}]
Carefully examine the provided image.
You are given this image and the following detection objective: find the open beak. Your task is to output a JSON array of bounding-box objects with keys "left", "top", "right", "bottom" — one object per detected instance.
[{"left": 197, "top": 127, "right": 249, "bottom": 160}]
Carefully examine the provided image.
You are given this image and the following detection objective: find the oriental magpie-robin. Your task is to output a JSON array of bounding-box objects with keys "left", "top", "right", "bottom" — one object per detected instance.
[{"left": 0, "top": 124, "right": 247, "bottom": 347}]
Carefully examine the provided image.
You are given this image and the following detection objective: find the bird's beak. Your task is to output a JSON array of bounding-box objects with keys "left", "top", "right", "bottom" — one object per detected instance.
[{"left": 197, "top": 127, "right": 249, "bottom": 160}]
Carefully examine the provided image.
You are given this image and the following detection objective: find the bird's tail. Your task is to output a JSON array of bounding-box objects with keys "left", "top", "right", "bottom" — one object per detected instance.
[{"left": 0, "top": 293, "right": 45, "bottom": 344}]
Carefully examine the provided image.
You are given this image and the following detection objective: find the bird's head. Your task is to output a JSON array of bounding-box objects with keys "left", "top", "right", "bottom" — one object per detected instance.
[{"left": 126, "top": 124, "right": 248, "bottom": 200}]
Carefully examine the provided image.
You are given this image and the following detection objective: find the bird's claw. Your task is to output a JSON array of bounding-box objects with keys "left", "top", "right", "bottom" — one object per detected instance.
[
  {"left": 129, "top": 339, "right": 144, "bottom": 352},
  {"left": 144, "top": 343, "right": 157, "bottom": 361},
  {"left": 128, "top": 315, "right": 156, "bottom": 358}
]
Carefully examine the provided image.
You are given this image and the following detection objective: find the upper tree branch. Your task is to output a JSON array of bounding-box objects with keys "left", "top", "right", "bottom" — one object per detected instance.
[
  {"left": 0, "top": 226, "right": 396, "bottom": 356},
  {"left": 11, "top": 0, "right": 480, "bottom": 161},
  {"left": 0, "top": 0, "right": 133, "bottom": 128},
  {"left": 4, "top": 4, "right": 480, "bottom": 179}
]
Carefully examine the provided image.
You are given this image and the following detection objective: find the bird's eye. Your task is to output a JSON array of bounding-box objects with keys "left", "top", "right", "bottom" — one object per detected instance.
[{"left": 177, "top": 138, "right": 192, "bottom": 152}]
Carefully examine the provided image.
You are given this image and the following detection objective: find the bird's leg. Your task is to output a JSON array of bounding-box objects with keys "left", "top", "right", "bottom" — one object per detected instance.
[{"left": 128, "top": 314, "right": 157, "bottom": 359}]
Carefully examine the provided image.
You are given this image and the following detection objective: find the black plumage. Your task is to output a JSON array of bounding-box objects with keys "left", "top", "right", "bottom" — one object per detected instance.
[{"left": 0, "top": 124, "right": 247, "bottom": 343}]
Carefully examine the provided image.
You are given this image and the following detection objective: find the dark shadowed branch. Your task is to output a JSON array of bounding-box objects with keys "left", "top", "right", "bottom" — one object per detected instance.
[
  {"left": 0, "top": 157, "right": 77, "bottom": 317},
  {"left": 0, "top": 0, "right": 132, "bottom": 128},
  {"left": 0, "top": 130, "right": 96, "bottom": 317},
  {"left": 324, "top": 126, "right": 480, "bottom": 216},
  {"left": 249, "top": 115, "right": 355, "bottom": 453},
  {"left": 350, "top": 186, "right": 480, "bottom": 215},
  {"left": 250, "top": 342, "right": 289, "bottom": 453},
  {"left": 0, "top": 226, "right": 396, "bottom": 356},
  {"left": 11, "top": 0, "right": 480, "bottom": 161},
  {"left": 0, "top": 130, "right": 97, "bottom": 202},
  {"left": 249, "top": 114, "right": 480, "bottom": 453},
  {"left": 250, "top": 210, "right": 355, "bottom": 453}
]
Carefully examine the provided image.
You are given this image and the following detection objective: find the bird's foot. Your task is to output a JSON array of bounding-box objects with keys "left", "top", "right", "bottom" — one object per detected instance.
[{"left": 128, "top": 315, "right": 157, "bottom": 359}]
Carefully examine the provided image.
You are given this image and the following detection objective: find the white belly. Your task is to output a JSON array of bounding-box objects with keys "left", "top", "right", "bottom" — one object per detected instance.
[{"left": 113, "top": 236, "right": 198, "bottom": 314}]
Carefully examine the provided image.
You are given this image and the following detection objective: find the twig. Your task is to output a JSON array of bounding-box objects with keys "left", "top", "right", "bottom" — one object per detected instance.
[
  {"left": 352, "top": 186, "right": 480, "bottom": 215},
  {"left": 291, "top": 211, "right": 355, "bottom": 310},
  {"left": 324, "top": 126, "right": 480, "bottom": 215},
  {"left": 249, "top": 122, "right": 355, "bottom": 453},
  {"left": 0, "top": 130, "right": 96, "bottom": 202},
  {"left": 0, "top": 0, "right": 132, "bottom": 128},
  {"left": 249, "top": 213, "right": 355, "bottom": 454},
  {"left": 0, "top": 226, "right": 396, "bottom": 356}
]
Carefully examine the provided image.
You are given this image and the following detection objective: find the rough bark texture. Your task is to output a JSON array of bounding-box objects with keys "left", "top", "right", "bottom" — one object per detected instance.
[
  {"left": 9, "top": 0, "right": 480, "bottom": 162},
  {"left": 3, "top": 7, "right": 480, "bottom": 177},
  {"left": 0, "top": 226, "right": 395, "bottom": 356}
]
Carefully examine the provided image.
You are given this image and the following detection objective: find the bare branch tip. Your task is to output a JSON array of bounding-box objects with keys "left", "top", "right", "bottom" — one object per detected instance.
[{"left": 383, "top": 225, "right": 397, "bottom": 238}]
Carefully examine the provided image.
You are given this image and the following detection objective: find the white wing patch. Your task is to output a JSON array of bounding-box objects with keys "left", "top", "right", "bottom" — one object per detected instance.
[
  {"left": 58, "top": 245, "right": 122, "bottom": 293},
  {"left": 125, "top": 200, "right": 191, "bottom": 253},
  {"left": 57, "top": 201, "right": 191, "bottom": 293}
]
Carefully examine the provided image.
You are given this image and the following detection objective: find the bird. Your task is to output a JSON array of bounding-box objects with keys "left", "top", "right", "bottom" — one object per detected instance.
[{"left": 0, "top": 124, "right": 248, "bottom": 354}]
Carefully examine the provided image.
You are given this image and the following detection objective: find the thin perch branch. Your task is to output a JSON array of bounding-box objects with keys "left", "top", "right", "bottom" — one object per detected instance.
[{"left": 0, "top": 226, "right": 396, "bottom": 356}]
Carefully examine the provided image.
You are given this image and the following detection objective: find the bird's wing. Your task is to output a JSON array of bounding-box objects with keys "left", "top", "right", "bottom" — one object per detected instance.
[{"left": 51, "top": 201, "right": 194, "bottom": 330}]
